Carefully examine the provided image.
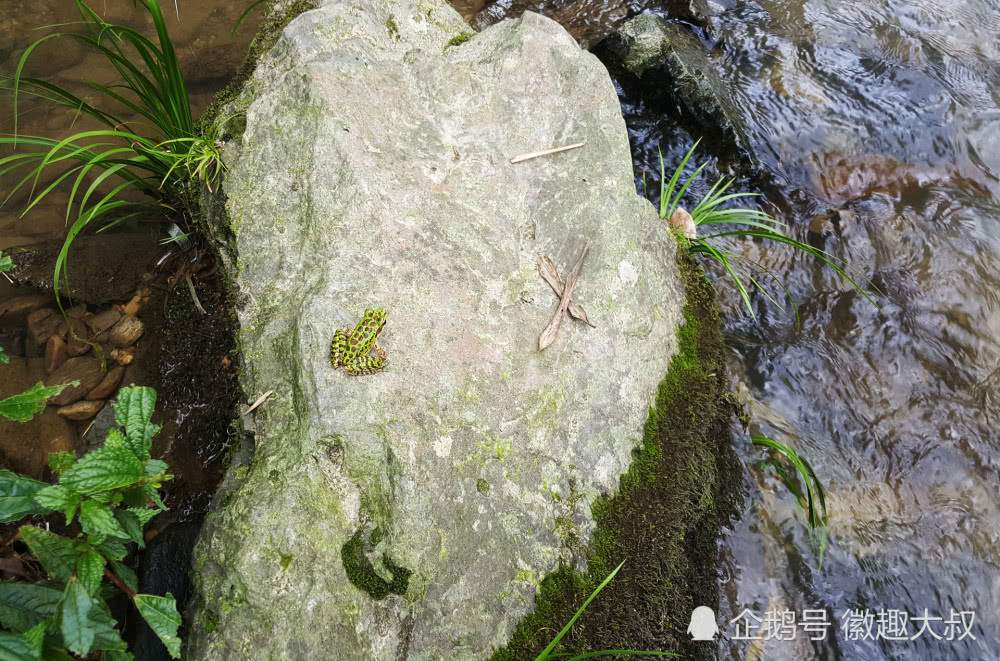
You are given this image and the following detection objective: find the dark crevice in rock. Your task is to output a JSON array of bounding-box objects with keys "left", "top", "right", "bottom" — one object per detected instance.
[{"left": 593, "top": 15, "right": 757, "bottom": 171}]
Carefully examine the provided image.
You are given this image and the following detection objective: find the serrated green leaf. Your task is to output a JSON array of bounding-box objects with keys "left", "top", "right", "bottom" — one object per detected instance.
[
  {"left": 20, "top": 622, "right": 45, "bottom": 653},
  {"left": 0, "top": 471, "right": 49, "bottom": 524},
  {"left": 144, "top": 487, "right": 166, "bottom": 511},
  {"left": 47, "top": 452, "right": 77, "bottom": 476},
  {"left": 0, "top": 251, "right": 12, "bottom": 273},
  {"left": 76, "top": 549, "right": 106, "bottom": 596},
  {"left": 108, "top": 560, "right": 138, "bottom": 594},
  {"left": 88, "top": 598, "right": 127, "bottom": 653},
  {"left": 79, "top": 501, "right": 129, "bottom": 544},
  {"left": 0, "top": 382, "right": 72, "bottom": 423},
  {"left": 129, "top": 507, "right": 159, "bottom": 527},
  {"left": 61, "top": 579, "right": 95, "bottom": 656},
  {"left": 88, "top": 490, "right": 114, "bottom": 505},
  {"left": 0, "top": 628, "right": 42, "bottom": 661},
  {"left": 0, "top": 582, "right": 62, "bottom": 632},
  {"left": 103, "top": 429, "right": 128, "bottom": 451},
  {"left": 93, "top": 540, "right": 127, "bottom": 562},
  {"left": 143, "top": 459, "right": 169, "bottom": 477},
  {"left": 113, "top": 387, "right": 159, "bottom": 460},
  {"left": 133, "top": 593, "right": 181, "bottom": 658},
  {"left": 19, "top": 527, "right": 82, "bottom": 581},
  {"left": 59, "top": 445, "right": 145, "bottom": 495},
  {"left": 113, "top": 510, "right": 144, "bottom": 547},
  {"left": 102, "top": 650, "right": 134, "bottom": 661},
  {"left": 32, "top": 485, "right": 80, "bottom": 525}
]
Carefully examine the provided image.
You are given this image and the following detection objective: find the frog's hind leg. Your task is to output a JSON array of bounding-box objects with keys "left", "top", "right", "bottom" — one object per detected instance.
[
  {"left": 330, "top": 328, "right": 350, "bottom": 367},
  {"left": 345, "top": 351, "right": 387, "bottom": 376}
]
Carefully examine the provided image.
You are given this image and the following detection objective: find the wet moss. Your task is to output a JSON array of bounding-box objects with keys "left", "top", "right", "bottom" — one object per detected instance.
[
  {"left": 491, "top": 253, "right": 741, "bottom": 660},
  {"left": 341, "top": 529, "right": 413, "bottom": 600}
]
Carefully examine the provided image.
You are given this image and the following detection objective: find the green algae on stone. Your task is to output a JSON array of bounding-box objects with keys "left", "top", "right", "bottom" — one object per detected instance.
[
  {"left": 491, "top": 254, "right": 741, "bottom": 661},
  {"left": 445, "top": 31, "right": 474, "bottom": 49},
  {"left": 477, "top": 478, "right": 491, "bottom": 495}
]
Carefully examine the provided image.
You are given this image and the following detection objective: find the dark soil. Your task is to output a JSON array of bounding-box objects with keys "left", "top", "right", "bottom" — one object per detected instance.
[{"left": 8, "top": 232, "right": 164, "bottom": 304}]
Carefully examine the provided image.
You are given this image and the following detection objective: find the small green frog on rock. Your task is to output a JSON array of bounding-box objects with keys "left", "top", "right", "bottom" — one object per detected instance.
[{"left": 330, "top": 308, "right": 389, "bottom": 376}]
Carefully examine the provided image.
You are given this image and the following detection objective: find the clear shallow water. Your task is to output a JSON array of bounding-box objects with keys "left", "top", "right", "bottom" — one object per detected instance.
[
  {"left": 0, "top": 0, "right": 261, "bottom": 250},
  {"left": 475, "top": 0, "right": 999, "bottom": 658}
]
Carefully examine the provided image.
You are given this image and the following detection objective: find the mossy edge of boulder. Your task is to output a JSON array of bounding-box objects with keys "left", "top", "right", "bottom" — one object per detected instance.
[
  {"left": 194, "top": 0, "right": 320, "bottom": 268},
  {"left": 492, "top": 253, "right": 740, "bottom": 660}
]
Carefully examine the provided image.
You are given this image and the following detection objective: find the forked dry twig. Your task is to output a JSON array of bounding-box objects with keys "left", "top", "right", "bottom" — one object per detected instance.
[
  {"left": 538, "top": 243, "right": 590, "bottom": 351},
  {"left": 537, "top": 255, "right": 595, "bottom": 327}
]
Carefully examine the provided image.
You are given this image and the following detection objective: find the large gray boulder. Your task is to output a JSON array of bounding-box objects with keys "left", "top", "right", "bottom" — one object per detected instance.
[{"left": 188, "top": 1, "right": 684, "bottom": 658}]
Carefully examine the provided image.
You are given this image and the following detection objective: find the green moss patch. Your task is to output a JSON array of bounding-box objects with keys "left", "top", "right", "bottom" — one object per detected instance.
[
  {"left": 445, "top": 32, "right": 474, "bottom": 49},
  {"left": 341, "top": 529, "right": 413, "bottom": 600},
  {"left": 492, "top": 254, "right": 741, "bottom": 660},
  {"left": 385, "top": 15, "right": 401, "bottom": 41}
]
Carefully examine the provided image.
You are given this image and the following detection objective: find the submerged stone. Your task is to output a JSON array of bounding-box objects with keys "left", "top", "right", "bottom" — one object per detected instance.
[
  {"left": 597, "top": 13, "right": 757, "bottom": 164},
  {"left": 187, "top": 0, "right": 687, "bottom": 658}
]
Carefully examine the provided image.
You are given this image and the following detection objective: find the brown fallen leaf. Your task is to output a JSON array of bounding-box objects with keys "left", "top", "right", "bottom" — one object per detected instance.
[
  {"left": 538, "top": 243, "right": 590, "bottom": 351},
  {"left": 537, "top": 256, "right": 595, "bottom": 327}
]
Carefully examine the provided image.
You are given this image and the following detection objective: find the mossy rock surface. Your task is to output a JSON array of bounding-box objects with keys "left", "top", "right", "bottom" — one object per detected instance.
[
  {"left": 493, "top": 254, "right": 740, "bottom": 660},
  {"left": 182, "top": 1, "right": 736, "bottom": 659}
]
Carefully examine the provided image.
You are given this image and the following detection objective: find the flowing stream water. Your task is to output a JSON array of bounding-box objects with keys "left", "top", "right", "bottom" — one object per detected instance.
[{"left": 465, "top": 1, "right": 1000, "bottom": 659}]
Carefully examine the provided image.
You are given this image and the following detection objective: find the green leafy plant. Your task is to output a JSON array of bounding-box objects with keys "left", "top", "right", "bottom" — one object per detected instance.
[
  {"left": 0, "top": 382, "right": 74, "bottom": 423},
  {"left": 536, "top": 561, "right": 676, "bottom": 661},
  {"left": 0, "top": 0, "right": 224, "bottom": 304},
  {"left": 0, "top": 386, "right": 182, "bottom": 659},
  {"left": 751, "top": 434, "right": 829, "bottom": 563},
  {"left": 658, "top": 141, "right": 873, "bottom": 318}
]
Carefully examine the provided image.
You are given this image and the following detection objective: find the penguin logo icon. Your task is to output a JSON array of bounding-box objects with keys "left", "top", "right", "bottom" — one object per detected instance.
[{"left": 687, "top": 606, "right": 720, "bottom": 641}]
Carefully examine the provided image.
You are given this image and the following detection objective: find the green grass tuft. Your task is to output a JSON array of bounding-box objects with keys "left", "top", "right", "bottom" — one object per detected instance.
[
  {"left": 0, "top": 0, "right": 224, "bottom": 305},
  {"left": 750, "top": 434, "right": 829, "bottom": 563},
  {"left": 658, "top": 142, "right": 875, "bottom": 319}
]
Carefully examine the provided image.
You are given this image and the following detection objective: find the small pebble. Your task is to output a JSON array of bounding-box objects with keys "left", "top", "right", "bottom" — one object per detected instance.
[
  {"left": 87, "top": 365, "right": 125, "bottom": 400},
  {"left": 57, "top": 399, "right": 106, "bottom": 421},
  {"left": 44, "top": 335, "right": 67, "bottom": 374},
  {"left": 109, "top": 315, "right": 145, "bottom": 347}
]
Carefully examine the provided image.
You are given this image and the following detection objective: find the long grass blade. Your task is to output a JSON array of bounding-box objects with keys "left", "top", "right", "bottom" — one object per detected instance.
[{"left": 535, "top": 561, "right": 625, "bottom": 661}]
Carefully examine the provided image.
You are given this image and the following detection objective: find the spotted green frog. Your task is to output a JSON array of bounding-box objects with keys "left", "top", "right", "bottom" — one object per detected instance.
[{"left": 330, "top": 308, "right": 388, "bottom": 375}]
